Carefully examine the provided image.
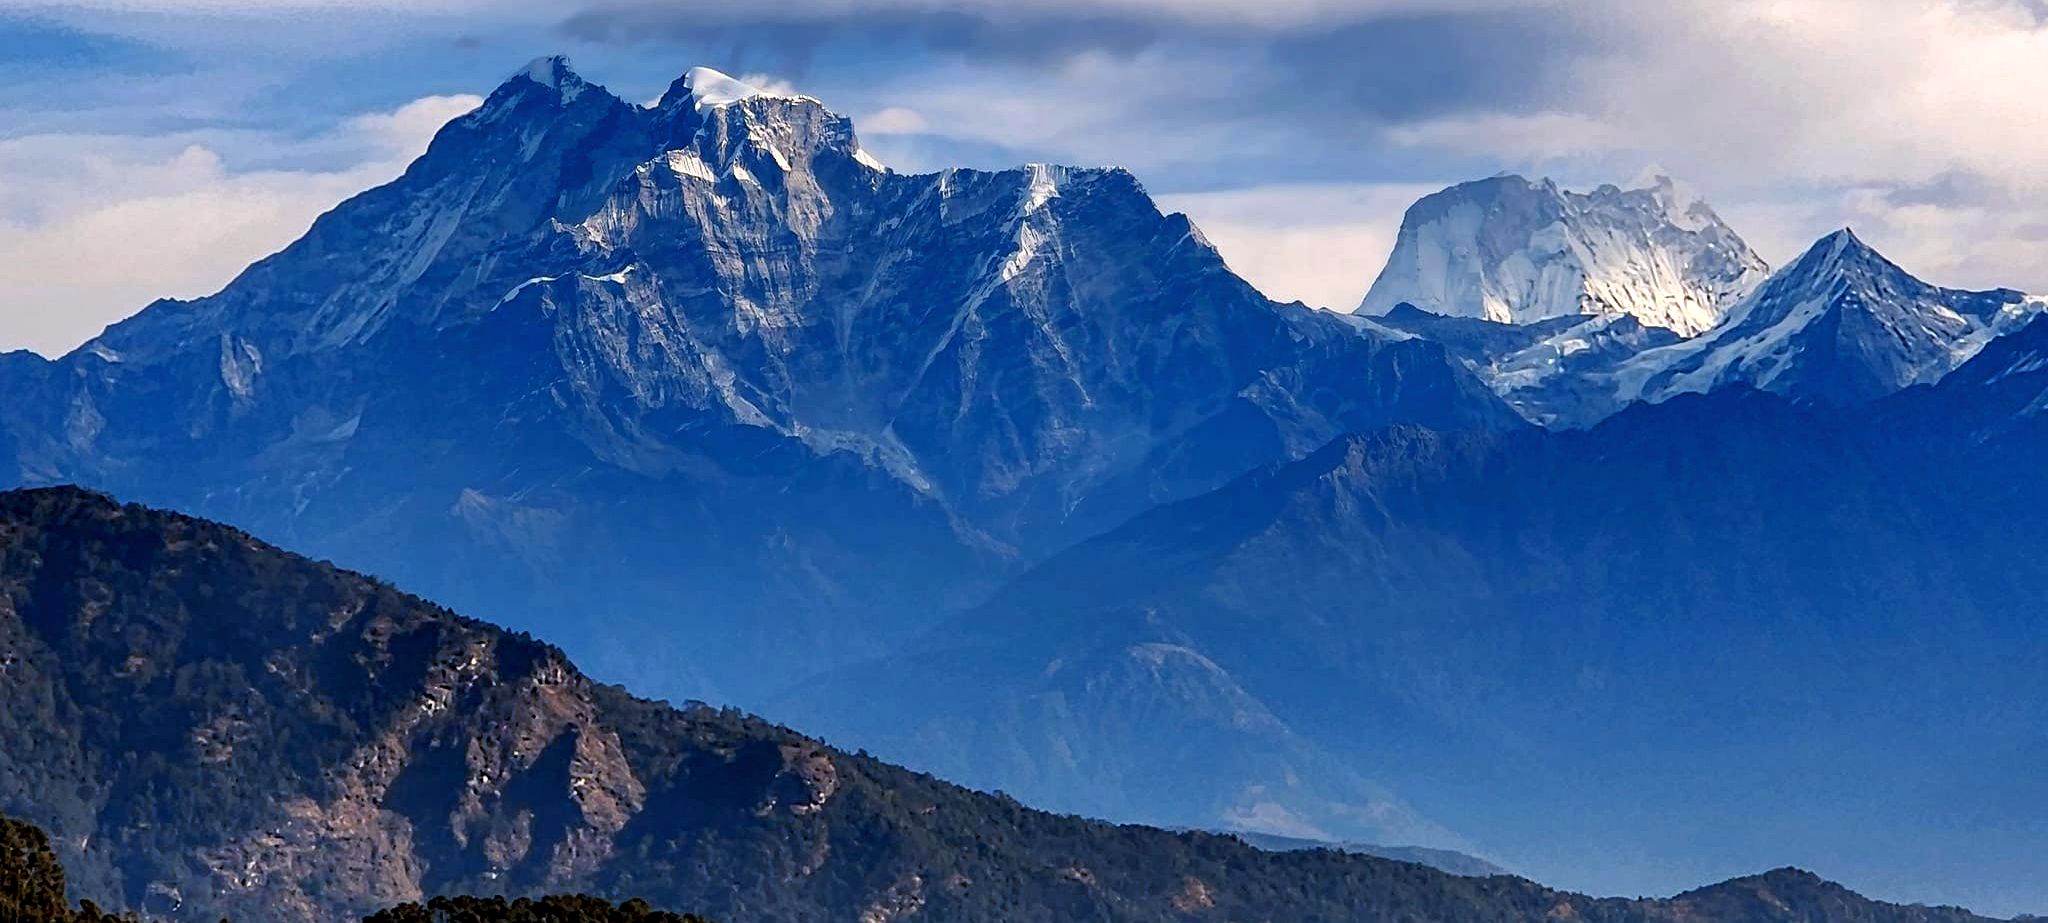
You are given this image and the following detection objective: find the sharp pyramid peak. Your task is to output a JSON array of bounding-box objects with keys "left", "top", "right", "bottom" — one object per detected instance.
[
  {"left": 1789, "top": 227, "right": 1891, "bottom": 277},
  {"left": 1813, "top": 226, "right": 1861, "bottom": 247},
  {"left": 512, "top": 55, "right": 593, "bottom": 102}
]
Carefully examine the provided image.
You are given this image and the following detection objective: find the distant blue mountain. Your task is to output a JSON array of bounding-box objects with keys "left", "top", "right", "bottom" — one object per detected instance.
[{"left": 784, "top": 322, "right": 2048, "bottom": 914}]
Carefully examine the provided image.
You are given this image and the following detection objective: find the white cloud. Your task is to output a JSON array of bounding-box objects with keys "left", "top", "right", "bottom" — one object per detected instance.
[
  {"left": 1551, "top": 0, "right": 2048, "bottom": 289},
  {"left": 0, "top": 93, "right": 480, "bottom": 357},
  {"left": 736, "top": 72, "right": 802, "bottom": 96},
  {"left": 846, "top": 50, "right": 1308, "bottom": 173},
  {"left": 879, "top": 0, "right": 2048, "bottom": 294},
  {"left": 1158, "top": 182, "right": 1441, "bottom": 310},
  {"left": 345, "top": 94, "right": 490, "bottom": 155},
  {"left": 1564, "top": 0, "right": 2048, "bottom": 193},
  {"left": 1191, "top": 0, "right": 2048, "bottom": 292},
  {"left": 860, "top": 106, "right": 931, "bottom": 136},
  {"left": 1383, "top": 112, "right": 1625, "bottom": 160},
  {"left": 1718, "top": 185, "right": 2048, "bottom": 293}
]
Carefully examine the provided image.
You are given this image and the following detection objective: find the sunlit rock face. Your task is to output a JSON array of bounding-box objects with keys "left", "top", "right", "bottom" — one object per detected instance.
[{"left": 1362, "top": 174, "right": 1767, "bottom": 337}]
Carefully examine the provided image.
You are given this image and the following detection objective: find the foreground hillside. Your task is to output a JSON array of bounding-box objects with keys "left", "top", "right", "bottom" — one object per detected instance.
[
  {"left": 0, "top": 486, "right": 2016, "bottom": 923},
  {"left": 3, "top": 810, "right": 710, "bottom": 922}
]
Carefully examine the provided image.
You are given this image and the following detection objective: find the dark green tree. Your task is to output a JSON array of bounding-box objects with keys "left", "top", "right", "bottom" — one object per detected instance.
[
  {"left": 364, "top": 894, "right": 713, "bottom": 923},
  {"left": 1, "top": 814, "right": 70, "bottom": 922}
]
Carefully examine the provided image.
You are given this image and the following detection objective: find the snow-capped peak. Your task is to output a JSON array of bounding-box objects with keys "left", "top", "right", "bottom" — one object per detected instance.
[
  {"left": 517, "top": 55, "right": 588, "bottom": 103},
  {"left": 678, "top": 67, "right": 780, "bottom": 110},
  {"left": 1612, "top": 227, "right": 2044, "bottom": 408},
  {"left": 1361, "top": 174, "right": 1769, "bottom": 337},
  {"left": 1730, "top": 229, "right": 1892, "bottom": 324},
  {"left": 1811, "top": 227, "right": 1866, "bottom": 262}
]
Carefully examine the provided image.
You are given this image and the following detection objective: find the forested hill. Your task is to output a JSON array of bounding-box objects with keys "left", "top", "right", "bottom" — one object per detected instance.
[
  {"left": 0, "top": 487, "right": 2013, "bottom": 923},
  {"left": 3, "top": 809, "right": 713, "bottom": 922}
]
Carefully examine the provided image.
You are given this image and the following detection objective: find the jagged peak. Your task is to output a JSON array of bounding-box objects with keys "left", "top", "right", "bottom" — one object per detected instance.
[
  {"left": 656, "top": 65, "right": 810, "bottom": 113},
  {"left": 452, "top": 55, "right": 621, "bottom": 130},
  {"left": 1366, "top": 172, "right": 1765, "bottom": 334},
  {"left": 1772, "top": 227, "right": 1903, "bottom": 289},
  {"left": 1710, "top": 228, "right": 1921, "bottom": 335},
  {"left": 513, "top": 55, "right": 592, "bottom": 103},
  {"left": 1400, "top": 173, "right": 1735, "bottom": 238},
  {"left": 1816, "top": 226, "right": 1865, "bottom": 251}
]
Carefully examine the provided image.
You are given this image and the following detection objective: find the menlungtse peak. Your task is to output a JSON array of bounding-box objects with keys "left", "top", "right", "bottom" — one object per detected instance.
[{"left": 1361, "top": 173, "right": 1768, "bottom": 336}]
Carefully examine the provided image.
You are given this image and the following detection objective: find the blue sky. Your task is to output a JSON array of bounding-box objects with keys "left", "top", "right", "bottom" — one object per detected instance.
[{"left": 3, "top": 0, "right": 2048, "bottom": 356}]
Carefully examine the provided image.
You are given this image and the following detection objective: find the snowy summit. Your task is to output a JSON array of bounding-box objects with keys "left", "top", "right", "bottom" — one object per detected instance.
[
  {"left": 679, "top": 66, "right": 779, "bottom": 110},
  {"left": 1361, "top": 174, "right": 1768, "bottom": 337},
  {"left": 519, "top": 55, "right": 587, "bottom": 102}
]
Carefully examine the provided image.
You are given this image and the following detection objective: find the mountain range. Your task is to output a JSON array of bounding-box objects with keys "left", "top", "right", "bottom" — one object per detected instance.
[
  {"left": 0, "top": 486, "right": 2030, "bottom": 923},
  {"left": 789, "top": 333, "right": 2048, "bottom": 903},
  {"left": 1359, "top": 188, "right": 2044, "bottom": 427},
  {"left": 0, "top": 59, "right": 1509, "bottom": 709},
  {"left": 2, "top": 56, "right": 2046, "bottom": 915}
]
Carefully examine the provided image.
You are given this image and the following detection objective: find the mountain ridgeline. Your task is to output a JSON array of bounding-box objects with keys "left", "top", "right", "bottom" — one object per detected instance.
[
  {"left": 0, "top": 487, "right": 2025, "bottom": 923},
  {"left": 0, "top": 61, "right": 1511, "bottom": 712},
  {"left": 1358, "top": 181, "right": 2043, "bottom": 427},
  {"left": 3, "top": 53, "right": 2048, "bottom": 919}
]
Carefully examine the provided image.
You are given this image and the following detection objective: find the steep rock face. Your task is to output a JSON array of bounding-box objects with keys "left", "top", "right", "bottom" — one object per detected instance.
[
  {"left": 1360, "top": 175, "right": 1767, "bottom": 336},
  {"left": 0, "top": 60, "right": 1514, "bottom": 705},
  {"left": 1380, "top": 230, "right": 2048, "bottom": 428},
  {"left": 1617, "top": 229, "right": 2045, "bottom": 407},
  {"left": 0, "top": 488, "right": 2022, "bottom": 923}
]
